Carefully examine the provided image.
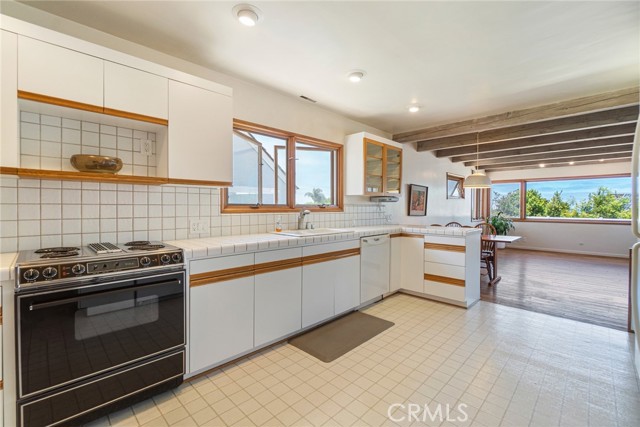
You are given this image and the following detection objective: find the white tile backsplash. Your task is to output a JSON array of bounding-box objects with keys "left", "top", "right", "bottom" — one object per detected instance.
[
  {"left": 0, "top": 174, "right": 390, "bottom": 252},
  {"left": 20, "top": 111, "right": 158, "bottom": 177}
]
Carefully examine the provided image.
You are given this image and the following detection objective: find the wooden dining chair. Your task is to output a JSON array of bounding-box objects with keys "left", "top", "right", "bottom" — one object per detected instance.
[
  {"left": 445, "top": 221, "right": 462, "bottom": 227},
  {"left": 475, "top": 222, "right": 497, "bottom": 282}
]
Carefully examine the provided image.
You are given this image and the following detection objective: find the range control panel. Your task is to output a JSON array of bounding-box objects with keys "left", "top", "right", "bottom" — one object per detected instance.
[{"left": 17, "top": 251, "right": 183, "bottom": 286}]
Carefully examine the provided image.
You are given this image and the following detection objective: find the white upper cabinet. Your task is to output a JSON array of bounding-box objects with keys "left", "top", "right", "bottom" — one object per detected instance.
[
  {"left": 18, "top": 36, "right": 103, "bottom": 106},
  {"left": 168, "top": 80, "right": 233, "bottom": 183},
  {"left": 104, "top": 61, "right": 168, "bottom": 119},
  {"left": 1, "top": 30, "right": 18, "bottom": 168}
]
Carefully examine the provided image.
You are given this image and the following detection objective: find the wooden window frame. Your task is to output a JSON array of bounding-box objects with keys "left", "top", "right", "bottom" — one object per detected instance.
[
  {"left": 490, "top": 173, "right": 631, "bottom": 225},
  {"left": 222, "top": 119, "right": 344, "bottom": 213}
]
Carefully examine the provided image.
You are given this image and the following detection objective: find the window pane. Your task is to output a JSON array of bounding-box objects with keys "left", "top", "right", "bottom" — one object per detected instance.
[
  {"left": 491, "top": 183, "right": 520, "bottom": 218},
  {"left": 295, "top": 142, "right": 335, "bottom": 205},
  {"left": 526, "top": 177, "right": 631, "bottom": 219},
  {"left": 228, "top": 130, "right": 287, "bottom": 205},
  {"left": 228, "top": 132, "right": 259, "bottom": 205}
]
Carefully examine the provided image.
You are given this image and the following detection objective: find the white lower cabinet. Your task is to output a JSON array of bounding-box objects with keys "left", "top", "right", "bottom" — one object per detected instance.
[
  {"left": 302, "top": 262, "right": 335, "bottom": 328},
  {"left": 254, "top": 267, "right": 302, "bottom": 347},
  {"left": 189, "top": 276, "right": 254, "bottom": 373},
  {"left": 401, "top": 236, "right": 424, "bottom": 293},
  {"left": 334, "top": 254, "right": 360, "bottom": 314}
]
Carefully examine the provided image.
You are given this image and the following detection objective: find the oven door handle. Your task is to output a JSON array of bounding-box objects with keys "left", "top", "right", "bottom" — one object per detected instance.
[{"left": 28, "top": 279, "right": 183, "bottom": 311}]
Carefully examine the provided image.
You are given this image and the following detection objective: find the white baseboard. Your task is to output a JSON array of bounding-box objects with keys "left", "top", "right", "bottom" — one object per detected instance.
[{"left": 508, "top": 245, "right": 628, "bottom": 259}]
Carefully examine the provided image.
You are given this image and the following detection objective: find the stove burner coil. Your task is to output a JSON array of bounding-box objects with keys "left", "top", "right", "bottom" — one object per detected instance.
[
  {"left": 124, "top": 241, "right": 151, "bottom": 246},
  {"left": 39, "top": 251, "right": 80, "bottom": 259},
  {"left": 127, "top": 244, "right": 165, "bottom": 251},
  {"left": 34, "top": 247, "right": 80, "bottom": 254}
]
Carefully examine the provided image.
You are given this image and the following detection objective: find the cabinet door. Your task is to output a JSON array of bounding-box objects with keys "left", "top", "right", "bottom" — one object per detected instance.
[
  {"left": 384, "top": 147, "right": 402, "bottom": 194},
  {"left": 401, "top": 237, "right": 424, "bottom": 293},
  {"left": 168, "top": 80, "right": 232, "bottom": 183},
  {"left": 302, "top": 262, "right": 335, "bottom": 328},
  {"left": 18, "top": 36, "right": 103, "bottom": 106},
  {"left": 1, "top": 30, "right": 18, "bottom": 168},
  {"left": 189, "top": 277, "right": 254, "bottom": 373},
  {"left": 104, "top": 61, "right": 168, "bottom": 119},
  {"left": 254, "top": 267, "right": 302, "bottom": 347},
  {"left": 334, "top": 255, "right": 360, "bottom": 314},
  {"left": 390, "top": 237, "right": 402, "bottom": 292},
  {"left": 364, "top": 139, "right": 384, "bottom": 194}
]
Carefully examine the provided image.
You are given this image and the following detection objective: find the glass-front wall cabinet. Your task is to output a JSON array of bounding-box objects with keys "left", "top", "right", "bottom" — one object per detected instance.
[{"left": 363, "top": 138, "right": 402, "bottom": 195}]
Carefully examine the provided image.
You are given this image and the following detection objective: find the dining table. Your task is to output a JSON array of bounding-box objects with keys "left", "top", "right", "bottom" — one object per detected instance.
[{"left": 481, "top": 234, "right": 522, "bottom": 285}]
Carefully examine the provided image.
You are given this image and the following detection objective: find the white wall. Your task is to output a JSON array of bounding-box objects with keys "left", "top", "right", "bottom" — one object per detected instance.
[
  {"left": 488, "top": 162, "right": 634, "bottom": 257},
  {"left": 386, "top": 143, "right": 474, "bottom": 226}
]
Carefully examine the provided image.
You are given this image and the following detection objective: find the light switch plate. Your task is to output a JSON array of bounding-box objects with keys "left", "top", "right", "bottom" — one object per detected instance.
[
  {"left": 141, "top": 139, "right": 153, "bottom": 156},
  {"left": 189, "top": 219, "right": 209, "bottom": 234}
]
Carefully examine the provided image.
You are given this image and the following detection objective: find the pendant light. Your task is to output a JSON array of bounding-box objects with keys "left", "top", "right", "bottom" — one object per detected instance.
[{"left": 464, "top": 133, "right": 492, "bottom": 189}]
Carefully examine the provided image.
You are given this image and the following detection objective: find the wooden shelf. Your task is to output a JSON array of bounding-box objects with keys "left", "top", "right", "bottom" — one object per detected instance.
[{"left": 0, "top": 167, "right": 231, "bottom": 187}]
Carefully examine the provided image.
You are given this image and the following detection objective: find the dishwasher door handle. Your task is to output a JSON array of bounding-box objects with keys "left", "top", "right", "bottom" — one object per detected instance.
[{"left": 361, "top": 234, "right": 390, "bottom": 246}]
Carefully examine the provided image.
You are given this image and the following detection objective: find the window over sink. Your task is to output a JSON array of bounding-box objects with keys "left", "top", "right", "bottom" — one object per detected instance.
[{"left": 222, "top": 120, "right": 343, "bottom": 213}]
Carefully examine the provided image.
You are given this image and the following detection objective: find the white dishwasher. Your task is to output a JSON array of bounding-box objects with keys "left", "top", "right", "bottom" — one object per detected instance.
[{"left": 360, "top": 234, "right": 391, "bottom": 303}]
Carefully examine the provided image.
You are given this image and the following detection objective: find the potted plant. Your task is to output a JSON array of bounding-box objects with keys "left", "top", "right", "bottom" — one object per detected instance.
[{"left": 488, "top": 212, "right": 515, "bottom": 249}]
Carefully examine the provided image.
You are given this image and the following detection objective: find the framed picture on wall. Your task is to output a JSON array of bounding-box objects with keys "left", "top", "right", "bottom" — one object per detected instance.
[{"left": 408, "top": 184, "right": 428, "bottom": 216}]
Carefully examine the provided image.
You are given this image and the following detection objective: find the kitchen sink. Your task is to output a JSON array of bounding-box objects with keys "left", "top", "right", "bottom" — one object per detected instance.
[{"left": 273, "top": 228, "right": 349, "bottom": 237}]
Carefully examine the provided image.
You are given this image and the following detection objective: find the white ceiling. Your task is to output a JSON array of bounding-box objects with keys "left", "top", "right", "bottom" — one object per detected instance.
[{"left": 14, "top": 1, "right": 640, "bottom": 134}]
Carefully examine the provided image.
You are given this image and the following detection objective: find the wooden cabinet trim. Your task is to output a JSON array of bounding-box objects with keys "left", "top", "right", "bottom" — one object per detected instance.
[
  {"left": 302, "top": 248, "right": 360, "bottom": 265},
  {"left": 167, "top": 177, "right": 232, "bottom": 187},
  {"left": 424, "top": 242, "right": 466, "bottom": 252},
  {"left": 18, "top": 91, "right": 168, "bottom": 126},
  {"left": 190, "top": 266, "right": 254, "bottom": 287},
  {"left": 424, "top": 273, "right": 465, "bottom": 287},
  {"left": 0, "top": 167, "right": 230, "bottom": 187},
  {"left": 401, "top": 233, "right": 424, "bottom": 239},
  {"left": 254, "top": 259, "right": 302, "bottom": 276}
]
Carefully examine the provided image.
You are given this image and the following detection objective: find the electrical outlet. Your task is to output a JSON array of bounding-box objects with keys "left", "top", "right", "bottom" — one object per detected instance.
[
  {"left": 189, "top": 219, "right": 209, "bottom": 234},
  {"left": 140, "top": 139, "right": 153, "bottom": 156}
]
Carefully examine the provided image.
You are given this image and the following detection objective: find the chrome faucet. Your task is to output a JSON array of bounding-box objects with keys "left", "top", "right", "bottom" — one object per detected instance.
[{"left": 297, "top": 209, "right": 311, "bottom": 229}]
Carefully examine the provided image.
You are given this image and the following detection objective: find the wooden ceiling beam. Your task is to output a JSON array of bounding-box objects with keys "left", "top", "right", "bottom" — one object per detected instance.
[
  {"left": 451, "top": 135, "right": 634, "bottom": 162},
  {"left": 394, "top": 86, "right": 639, "bottom": 143},
  {"left": 435, "top": 122, "right": 637, "bottom": 158},
  {"left": 414, "top": 105, "right": 638, "bottom": 151},
  {"left": 465, "top": 144, "right": 633, "bottom": 167},
  {"left": 485, "top": 158, "right": 631, "bottom": 172},
  {"left": 475, "top": 152, "right": 631, "bottom": 170}
]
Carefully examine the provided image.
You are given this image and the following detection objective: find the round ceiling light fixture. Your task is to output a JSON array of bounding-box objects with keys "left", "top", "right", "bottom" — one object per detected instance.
[
  {"left": 539, "top": 163, "right": 546, "bottom": 168},
  {"left": 569, "top": 161, "right": 575, "bottom": 165},
  {"left": 233, "top": 4, "right": 262, "bottom": 26},
  {"left": 348, "top": 71, "right": 365, "bottom": 83},
  {"left": 408, "top": 105, "right": 421, "bottom": 113}
]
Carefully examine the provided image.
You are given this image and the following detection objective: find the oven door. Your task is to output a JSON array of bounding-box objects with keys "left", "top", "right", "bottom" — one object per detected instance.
[{"left": 17, "top": 270, "right": 185, "bottom": 398}]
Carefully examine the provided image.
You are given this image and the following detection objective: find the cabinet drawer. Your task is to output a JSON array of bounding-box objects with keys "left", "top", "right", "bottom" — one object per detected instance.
[
  {"left": 255, "top": 248, "right": 302, "bottom": 264},
  {"left": 190, "top": 253, "right": 254, "bottom": 275},
  {"left": 424, "top": 261, "right": 465, "bottom": 280},
  {"left": 18, "top": 36, "right": 103, "bottom": 107},
  {"left": 423, "top": 235, "right": 465, "bottom": 246},
  {"left": 424, "top": 249, "right": 465, "bottom": 267},
  {"left": 424, "top": 280, "right": 465, "bottom": 301},
  {"left": 302, "top": 240, "right": 359, "bottom": 257}
]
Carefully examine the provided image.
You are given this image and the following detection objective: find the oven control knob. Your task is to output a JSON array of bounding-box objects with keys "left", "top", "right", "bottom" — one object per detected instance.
[
  {"left": 42, "top": 267, "right": 58, "bottom": 279},
  {"left": 72, "top": 264, "right": 86, "bottom": 275},
  {"left": 160, "top": 254, "right": 171, "bottom": 264},
  {"left": 172, "top": 253, "right": 182, "bottom": 263},
  {"left": 140, "top": 256, "right": 151, "bottom": 267},
  {"left": 23, "top": 268, "right": 39, "bottom": 281}
]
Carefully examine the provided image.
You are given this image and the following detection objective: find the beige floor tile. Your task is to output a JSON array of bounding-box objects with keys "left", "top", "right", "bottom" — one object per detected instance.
[{"left": 163, "top": 406, "right": 190, "bottom": 425}]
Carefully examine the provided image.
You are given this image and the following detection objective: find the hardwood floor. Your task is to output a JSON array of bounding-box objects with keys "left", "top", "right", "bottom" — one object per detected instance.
[{"left": 480, "top": 248, "right": 630, "bottom": 331}]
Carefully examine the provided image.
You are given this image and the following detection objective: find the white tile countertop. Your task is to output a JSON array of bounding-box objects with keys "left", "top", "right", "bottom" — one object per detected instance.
[
  {"left": 167, "top": 225, "right": 481, "bottom": 260},
  {"left": 0, "top": 225, "right": 481, "bottom": 277},
  {"left": 0, "top": 252, "right": 18, "bottom": 281}
]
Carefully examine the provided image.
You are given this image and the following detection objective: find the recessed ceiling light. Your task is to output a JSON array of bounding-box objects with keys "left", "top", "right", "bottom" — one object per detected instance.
[
  {"left": 539, "top": 163, "right": 545, "bottom": 168},
  {"left": 569, "top": 161, "right": 575, "bottom": 165},
  {"left": 233, "top": 4, "right": 261, "bottom": 26},
  {"left": 408, "top": 105, "right": 421, "bottom": 113},
  {"left": 348, "top": 71, "right": 365, "bottom": 83},
  {"left": 599, "top": 159, "right": 605, "bottom": 162}
]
